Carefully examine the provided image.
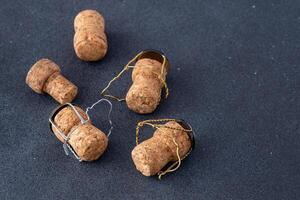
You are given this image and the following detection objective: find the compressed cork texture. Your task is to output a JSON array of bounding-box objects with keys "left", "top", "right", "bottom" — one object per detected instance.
[
  {"left": 43, "top": 72, "right": 78, "bottom": 104},
  {"left": 51, "top": 105, "right": 108, "bottom": 161},
  {"left": 68, "top": 124, "right": 108, "bottom": 161},
  {"left": 26, "top": 59, "right": 60, "bottom": 93},
  {"left": 131, "top": 121, "right": 192, "bottom": 176},
  {"left": 26, "top": 59, "right": 78, "bottom": 104},
  {"left": 74, "top": 10, "right": 107, "bottom": 61},
  {"left": 126, "top": 58, "right": 168, "bottom": 114}
]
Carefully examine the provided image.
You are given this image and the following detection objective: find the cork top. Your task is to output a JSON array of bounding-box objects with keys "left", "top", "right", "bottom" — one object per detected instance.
[
  {"left": 50, "top": 104, "right": 90, "bottom": 142},
  {"left": 153, "top": 121, "right": 192, "bottom": 158},
  {"left": 74, "top": 9, "right": 105, "bottom": 32},
  {"left": 136, "top": 50, "right": 170, "bottom": 71},
  {"left": 132, "top": 58, "right": 166, "bottom": 82},
  {"left": 26, "top": 59, "right": 61, "bottom": 93}
]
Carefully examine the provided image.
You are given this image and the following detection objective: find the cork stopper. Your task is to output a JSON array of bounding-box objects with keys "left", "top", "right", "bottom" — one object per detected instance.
[
  {"left": 50, "top": 104, "right": 108, "bottom": 161},
  {"left": 125, "top": 52, "right": 169, "bottom": 114},
  {"left": 26, "top": 59, "right": 78, "bottom": 104},
  {"left": 131, "top": 121, "right": 192, "bottom": 176},
  {"left": 74, "top": 10, "right": 107, "bottom": 61}
]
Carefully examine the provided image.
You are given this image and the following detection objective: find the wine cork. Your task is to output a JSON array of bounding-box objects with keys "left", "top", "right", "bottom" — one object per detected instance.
[
  {"left": 126, "top": 51, "right": 169, "bottom": 114},
  {"left": 131, "top": 121, "right": 192, "bottom": 176},
  {"left": 50, "top": 105, "right": 108, "bottom": 161},
  {"left": 26, "top": 59, "right": 78, "bottom": 104},
  {"left": 74, "top": 9, "right": 107, "bottom": 61}
]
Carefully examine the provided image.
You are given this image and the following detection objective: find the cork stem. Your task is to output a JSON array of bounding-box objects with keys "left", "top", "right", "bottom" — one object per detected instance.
[{"left": 43, "top": 72, "right": 78, "bottom": 104}]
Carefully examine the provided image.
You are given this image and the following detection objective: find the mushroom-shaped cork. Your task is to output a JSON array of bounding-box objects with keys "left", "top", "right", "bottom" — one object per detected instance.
[
  {"left": 125, "top": 50, "right": 169, "bottom": 114},
  {"left": 26, "top": 59, "right": 78, "bottom": 104},
  {"left": 131, "top": 121, "right": 192, "bottom": 176},
  {"left": 74, "top": 10, "right": 107, "bottom": 61},
  {"left": 50, "top": 104, "right": 108, "bottom": 161}
]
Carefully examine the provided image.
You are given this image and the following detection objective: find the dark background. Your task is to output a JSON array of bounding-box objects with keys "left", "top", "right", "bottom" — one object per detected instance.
[{"left": 0, "top": 0, "right": 299, "bottom": 199}]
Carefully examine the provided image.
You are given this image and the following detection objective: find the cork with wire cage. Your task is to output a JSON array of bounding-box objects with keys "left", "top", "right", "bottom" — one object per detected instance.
[
  {"left": 101, "top": 50, "right": 170, "bottom": 114},
  {"left": 126, "top": 51, "right": 169, "bottom": 114},
  {"left": 131, "top": 120, "right": 193, "bottom": 178},
  {"left": 50, "top": 104, "right": 108, "bottom": 161}
]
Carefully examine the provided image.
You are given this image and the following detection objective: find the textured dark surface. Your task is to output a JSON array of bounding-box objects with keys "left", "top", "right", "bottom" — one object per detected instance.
[{"left": 0, "top": 1, "right": 300, "bottom": 199}]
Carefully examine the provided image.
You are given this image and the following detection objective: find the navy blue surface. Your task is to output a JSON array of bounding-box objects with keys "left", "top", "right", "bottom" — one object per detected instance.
[{"left": 0, "top": 1, "right": 300, "bottom": 199}]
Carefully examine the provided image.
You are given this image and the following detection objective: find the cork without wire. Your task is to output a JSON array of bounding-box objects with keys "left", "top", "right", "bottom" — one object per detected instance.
[
  {"left": 26, "top": 59, "right": 77, "bottom": 104},
  {"left": 131, "top": 121, "right": 192, "bottom": 176},
  {"left": 74, "top": 9, "right": 107, "bottom": 61},
  {"left": 51, "top": 105, "right": 108, "bottom": 161}
]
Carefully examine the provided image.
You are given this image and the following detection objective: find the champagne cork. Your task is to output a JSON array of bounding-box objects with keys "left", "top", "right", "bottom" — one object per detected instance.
[
  {"left": 26, "top": 59, "right": 78, "bottom": 104},
  {"left": 125, "top": 51, "right": 169, "bottom": 114},
  {"left": 74, "top": 9, "right": 107, "bottom": 61},
  {"left": 50, "top": 105, "right": 108, "bottom": 161},
  {"left": 131, "top": 121, "right": 193, "bottom": 176}
]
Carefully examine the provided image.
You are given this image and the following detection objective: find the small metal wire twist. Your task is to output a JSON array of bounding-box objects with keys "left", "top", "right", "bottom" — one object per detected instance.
[{"left": 85, "top": 98, "right": 114, "bottom": 138}]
